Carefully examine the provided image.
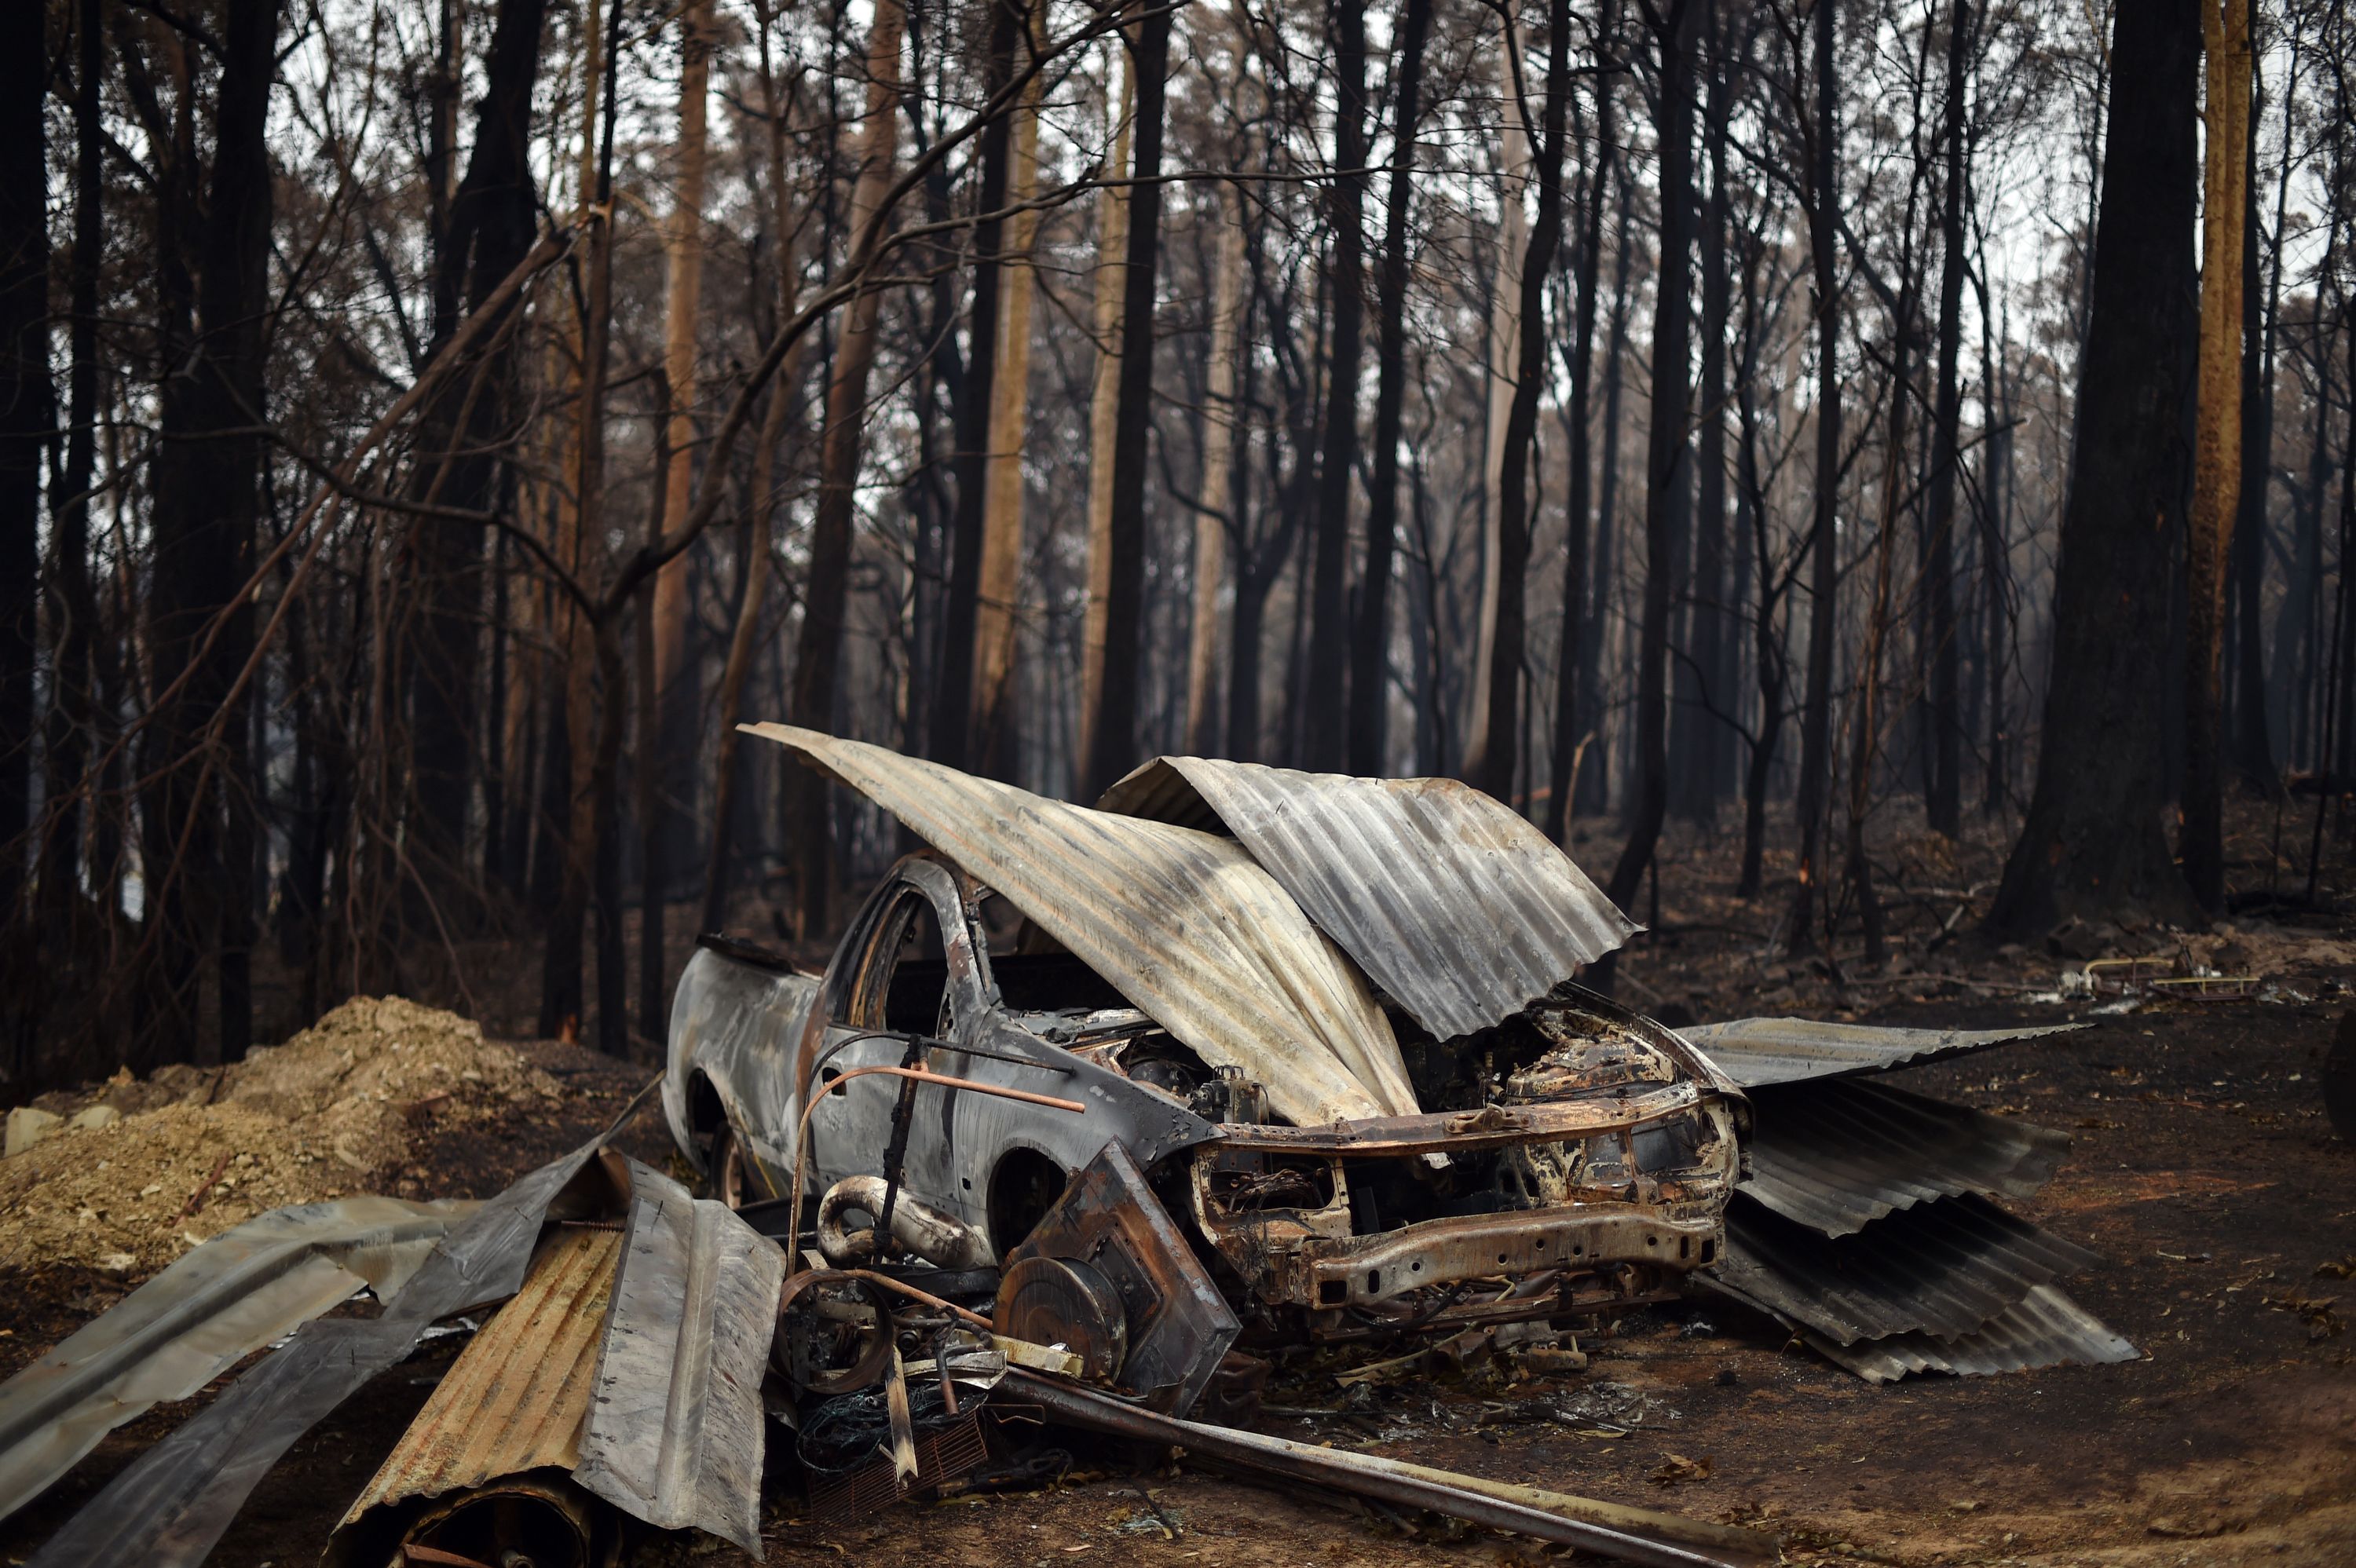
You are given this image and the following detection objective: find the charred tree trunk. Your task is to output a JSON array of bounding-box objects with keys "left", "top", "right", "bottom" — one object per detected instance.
[
  {"left": 1468, "top": 0, "right": 1574, "bottom": 805},
  {"left": 541, "top": 0, "right": 621, "bottom": 1045},
  {"left": 1922, "top": 0, "right": 1972, "bottom": 839},
  {"left": 1083, "top": 7, "right": 1173, "bottom": 799},
  {"left": 37, "top": 0, "right": 107, "bottom": 950},
  {"left": 1671, "top": 4, "right": 1734, "bottom": 827},
  {"left": 407, "top": 0, "right": 551, "bottom": 918},
  {"left": 0, "top": 0, "right": 47, "bottom": 941},
  {"left": 1786, "top": 0, "right": 1842, "bottom": 952},
  {"left": 932, "top": 0, "right": 1024, "bottom": 771},
  {"left": 1348, "top": 0, "right": 1432, "bottom": 777},
  {"left": 1077, "top": 51, "right": 1132, "bottom": 779},
  {"left": 139, "top": 0, "right": 281, "bottom": 1064},
  {"left": 1188, "top": 177, "right": 1246, "bottom": 758},
  {"left": 704, "top": 16, "right": 805, "bottom": 933},
  {"left": 1579, "top": 167, "right": 1633, "bottom": 818},
  {"left": 2227, "top": 40, "right": 2277, "bottom": 793},
  {"left": 1605, "top": 0, "right": 1701, "bottom": 914},
  {"left": 1304, "top": 0, "right": 1368, "bottom": 772},
  {"left": 1849, "top": 333, "right": 1913, "bottom": 967},
  {"left": 1989, "top": 0, "right": 2203, "bottom": 935},
  {"left": 974, "top": 79, "right": 1042, "bottom": 778},
  {"left": 641, "top": 0, "right": 715, "bottom": 1033},
  {"left": 1735, "top": 244, "right": 1783, "bottom": 900},
  {"left": 1465, "top": 24, "right": 1534, "bottom": 795},
  {"left": 2179, "top": 0, "right": 2252, "bottom": 913},
  {"left": 789, "top": 0, "right": 905, "bottom": 936},
  {"left": 1543, "top": 0, "right": 1616, "bottom": 845}
]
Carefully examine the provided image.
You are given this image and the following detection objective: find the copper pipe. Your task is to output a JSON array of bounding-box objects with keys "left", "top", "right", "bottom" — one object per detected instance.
[{"left": 784, "top": 1065, "right": 1085, "bottom": 1248}]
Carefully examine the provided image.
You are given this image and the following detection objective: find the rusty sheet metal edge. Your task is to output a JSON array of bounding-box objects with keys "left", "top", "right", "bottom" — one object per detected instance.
[
  {"left": 574, "top": 1160, "right": 785, "bottom": 1554},
  {"left": 326, "top": 1227, "right": 621, "bottom": 1563},
  {"left": 0, "top": 1197, "right": 476, "bottom": 1527},
  {"left": 742, "top": 722, "right": 1415, "bottom": 1124},
  {"left": 1002, "top": 1369, "right": 1770, "bottom": 1568},
  {"left": 1097, "top": 758, "right": 1638, "bottom": 1040},
  {"left": 1680, "top": 1018, "right": 2087, "bottom": 1088},
  {"left": 24, "top": 1142, "right": 611, "bottom": 1568}
]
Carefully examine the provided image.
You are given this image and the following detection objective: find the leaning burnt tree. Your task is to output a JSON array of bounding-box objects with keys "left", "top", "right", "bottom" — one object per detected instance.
[{"left": 1989, "top": 0, "right": 2204, "bottom": 934}]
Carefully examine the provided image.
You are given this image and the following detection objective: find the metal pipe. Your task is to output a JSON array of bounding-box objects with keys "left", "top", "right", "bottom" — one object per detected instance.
[
  {"left": 1000, "top": 1369, "right": 1773, "bottom": 1568},
  {"left": 817, "top": 1176, "right": 993, "bottom": 1270}
]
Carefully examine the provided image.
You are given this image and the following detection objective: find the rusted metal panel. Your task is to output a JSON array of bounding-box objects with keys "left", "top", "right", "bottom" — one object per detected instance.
[
  {"left": 0, "top": 1197, "right": 472, "bottom": 1529},
  {"left": 1002, "top": 1140, "right": 1239, "bottom": 1416},
  {"left": 1680, "top": 1017, "right": 2085, "bottom": 1088},
  {"left": 335, "top": 1226, "right": 619, "bottom": 1539},
  {"left": 1193, "top": 1168, "right": 1721, "bottom": 1313},
  {"left": 1097, "top": 758, "right": 1637, "bottom": 1040},
  {"left": 1743, "top": 1079, "right": 2070, "bottom": 1236},
  {"left": 742, "top": 722, "right": 1414, "bottom": 1124},
  {"left": 1711, "top": 1192, "right": 2102, "bottom": 1345},
  {"left": 574, "top": 1164, "right": 785, "bottom": 1555},
  {"left": 1809, "top": 1282, "right": 2138, "bottom": 1382}
]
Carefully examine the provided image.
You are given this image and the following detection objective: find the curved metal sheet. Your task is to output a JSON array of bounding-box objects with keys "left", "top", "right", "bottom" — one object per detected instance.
[
  {"left": 742, "top": 723, "right": 1415, "bottom": 1124},
  {"left": 333, "top": 1226, "right": 619, "bottom": 1544},
  {"left": 1096, "top": 758, "right": 1637, "bottom": 1040},
  {"left": 1710, "top": 1191, "right": 2102, "bottom": 1346},
  {"left": 576, "top": 1164, "right": 785, "bottom": 1554},
  {"left": 1808, "top": 1283, "right": 2138, "bottom": 1382},
  {"left": 1743, "top": 1080, "right": 2070, "bottom": 1236},
  {"left": 1680, "top": 1018, "right": 2086, "bottom": 1088},
  {"left": 24, "top": 1144, "right": 611, "bottom": 1568},
  {"left": 0, "top": 1197, "right": 473, "bottom": 1528}
]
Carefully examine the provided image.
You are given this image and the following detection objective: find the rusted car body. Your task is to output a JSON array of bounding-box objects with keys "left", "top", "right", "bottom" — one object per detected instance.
[{"left": 665, "top": 727, "right": 1747, "bottom": 1352}]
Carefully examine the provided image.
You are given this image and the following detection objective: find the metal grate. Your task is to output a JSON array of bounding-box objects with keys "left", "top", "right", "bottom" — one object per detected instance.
[{"left": 804, "top": 1411, "right": 990, "bottom": 1526}]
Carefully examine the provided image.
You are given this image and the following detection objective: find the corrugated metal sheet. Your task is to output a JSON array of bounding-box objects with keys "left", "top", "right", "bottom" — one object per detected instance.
[
  {"left": 338, "top": 1226, "right": 619, "bottom": 1525},
  {"left": 1680, "top": 1018, "right": 2085, "bottom": 1088},
  {"left": 1095, "top": 758, "right": 1637, "bottom": 1040},
  {"left": 26, "top": 1142, "right": 609, "bottom": 1568},
  {"left": 1809, "top": 1283, "right": 2138, "bottom": 1382},
  {"left": 1711, "top": 1192, "right": 2102, "bottom": 1345},
  {"left": 0, "top": 1197, "right": 473, "bottom": 1529},
  {"left": 576, "top": 1164, "right": 784, "bottom": 1555},
  {"left": 743, "top": 723, "right": 1415, "bottom": 1124},
  {"left": 1743, "top": 1079, "right": 2069, "bottom": 1236}
]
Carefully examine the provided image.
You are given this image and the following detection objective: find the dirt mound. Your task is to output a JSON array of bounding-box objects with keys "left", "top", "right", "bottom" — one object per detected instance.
[{"left": 0, "top": 997, "right": 559, "bottom": 1277}]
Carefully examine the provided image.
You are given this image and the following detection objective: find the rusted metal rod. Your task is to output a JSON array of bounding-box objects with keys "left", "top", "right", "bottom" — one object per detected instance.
[{"left": 1001, "top": 1369, "right": 1774, "bottom": 1568}]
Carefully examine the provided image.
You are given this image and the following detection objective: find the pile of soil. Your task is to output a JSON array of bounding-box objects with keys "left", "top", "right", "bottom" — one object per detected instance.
[{"left": 0, "top": 997, "right": 560, "bottom": 1277}]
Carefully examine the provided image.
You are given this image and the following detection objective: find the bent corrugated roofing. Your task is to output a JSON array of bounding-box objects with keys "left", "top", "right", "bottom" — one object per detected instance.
[
  {"left": 1743, "top": 1078, "right": 2070, "bottom": 1236},
  {"left": 1809, "top": 1282, "right": 2138, "bottom": 1382},
  {"left": 743, "top": 724, "right": 1417, "bottom": 1125},
  {"left": 1096, "top": 758, "right": 1637, "bottom": 1041},
  {"left": 1712, "top": 1191, "right": 2102, "bottom": 1346},
  {"left": 1680, "top": 1018, "right": 2085, "bottom": 1088}
]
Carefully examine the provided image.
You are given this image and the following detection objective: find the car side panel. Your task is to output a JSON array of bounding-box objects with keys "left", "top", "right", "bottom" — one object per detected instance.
[{"left": 664, "top": 945, "right": 820, "bottom": 1197}]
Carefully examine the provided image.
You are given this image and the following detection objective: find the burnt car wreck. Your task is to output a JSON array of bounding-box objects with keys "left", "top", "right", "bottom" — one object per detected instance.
[
  {"left": 669, "top": 727, "right": 1749, "bottom": 1402},
  {"left": 671, "top": 727, "right": 2131, "bottom": 1402},
  {"left": 0, "top": 728, "right": 2132, "bottom": 1568}
]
